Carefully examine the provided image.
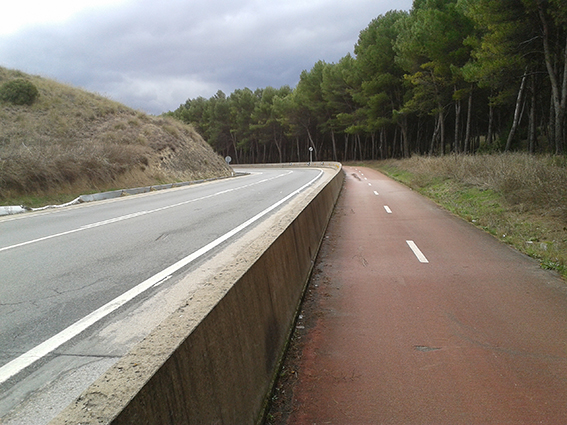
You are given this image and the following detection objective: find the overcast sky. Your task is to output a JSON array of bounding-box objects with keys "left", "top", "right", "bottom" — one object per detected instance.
[{"left": 0, "top": 0, "right": 413, "bottom": 115}]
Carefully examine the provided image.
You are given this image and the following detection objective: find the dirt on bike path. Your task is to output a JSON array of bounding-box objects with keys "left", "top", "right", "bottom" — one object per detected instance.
[{"left": 266, "top": 166, "right": 567, "bottom": 425}]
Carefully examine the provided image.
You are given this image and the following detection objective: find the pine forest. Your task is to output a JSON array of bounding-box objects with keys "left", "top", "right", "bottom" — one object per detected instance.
[{"left": 167, "top": 0, "right": 567, "bottom": 163}]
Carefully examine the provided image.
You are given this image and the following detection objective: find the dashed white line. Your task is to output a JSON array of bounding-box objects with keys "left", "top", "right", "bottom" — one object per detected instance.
[
  {"left": 368, "top": 183, "right": 372, "bottom": 186},
  {"left": 373, "top": 191, "right": 379, "bottom": 196},
  {"left": 384, "top": 206, "right": 392, "bottom": 214},
  {"left": 406, "top": 240, "right": 429, "bottom": 263}
]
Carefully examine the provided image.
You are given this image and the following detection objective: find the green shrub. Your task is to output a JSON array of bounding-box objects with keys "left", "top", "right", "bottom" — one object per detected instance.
[{"left": 0, "top": 78, "right": 40, "bottom": 105}]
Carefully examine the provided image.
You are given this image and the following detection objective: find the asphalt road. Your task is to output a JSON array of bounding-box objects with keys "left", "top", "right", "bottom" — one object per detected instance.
[
  {"left": 0, "top": 166, "right": 323, "bottom": 424},
  {"left": 275, "top": 166, "right": 567, "bottom": 424}
]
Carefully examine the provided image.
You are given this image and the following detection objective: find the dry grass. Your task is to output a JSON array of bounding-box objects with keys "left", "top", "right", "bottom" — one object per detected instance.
[
  {"left": 0, "top": 67, "right": 232, "bottom": 206},
  {"left": 365, "top": 153, "right": 567, "bottom": 278}
]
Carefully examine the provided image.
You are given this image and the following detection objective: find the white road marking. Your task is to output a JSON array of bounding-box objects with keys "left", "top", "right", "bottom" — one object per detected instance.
[
  {"left": 0, "top": 170, "right": 323, "bottom": 384},
  {"left": 384, "top": 206, "right": 392, "bottom": 214},
  {"left": 374, "top": 191, "right": 379, "bottom": 196},
  {"left": 0, "top": 171, "right": 293, "bottom": 253},
  {"left": 368, "top": 183, "right": 372, "bottom": 186},
  {"left": 406, "top": 240, "right": 429, "bottom": 263}
]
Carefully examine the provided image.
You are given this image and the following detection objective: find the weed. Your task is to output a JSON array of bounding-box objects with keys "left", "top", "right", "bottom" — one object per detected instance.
[{"left": 0, "top": 78, "right": 39, "bottom": 105}]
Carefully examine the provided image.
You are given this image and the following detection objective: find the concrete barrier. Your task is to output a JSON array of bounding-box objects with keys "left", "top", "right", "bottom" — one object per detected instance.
[{"left": 50, "top": 163, "right": 344, "bottom": 425}]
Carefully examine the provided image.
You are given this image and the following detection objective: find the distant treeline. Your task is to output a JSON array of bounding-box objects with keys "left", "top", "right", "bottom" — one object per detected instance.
[{"left": 168, "top": 0, "right": 567, "bottom": 163}]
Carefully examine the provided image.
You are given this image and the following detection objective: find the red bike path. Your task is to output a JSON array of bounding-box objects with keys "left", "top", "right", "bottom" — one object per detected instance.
[{"left": 273, "top": 166, "right": 567, "bottom": 424}]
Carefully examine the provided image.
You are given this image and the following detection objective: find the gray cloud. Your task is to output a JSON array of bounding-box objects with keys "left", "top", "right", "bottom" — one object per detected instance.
[{"left": 0, "top": 0, "right": 412, "bottom": 114}]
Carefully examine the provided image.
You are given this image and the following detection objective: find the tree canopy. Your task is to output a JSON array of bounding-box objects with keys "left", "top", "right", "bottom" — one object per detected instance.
[{"left": 167, "top": 0, "right": 567, "bottom": 162}]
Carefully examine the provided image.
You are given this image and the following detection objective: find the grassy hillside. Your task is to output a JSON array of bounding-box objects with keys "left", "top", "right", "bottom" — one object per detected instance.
[
  {"left": 364, "top": 154, "right": 567, "bottom": 279},
  {"left": 0, "top": 67, "right": 232, "bottom": 207}
]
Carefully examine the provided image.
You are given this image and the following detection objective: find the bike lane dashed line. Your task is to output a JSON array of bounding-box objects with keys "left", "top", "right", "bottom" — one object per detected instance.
[{"left": 356, "top": 168, "right": 431, "bottom": 265}]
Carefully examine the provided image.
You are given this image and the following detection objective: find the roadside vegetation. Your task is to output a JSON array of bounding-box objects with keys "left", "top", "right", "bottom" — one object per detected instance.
[
  {"left": 0, "top": 67, "right": 232, "bottom": 208},
  {"left": 365, "top": 154, "right": 567, "bottom": 279}
]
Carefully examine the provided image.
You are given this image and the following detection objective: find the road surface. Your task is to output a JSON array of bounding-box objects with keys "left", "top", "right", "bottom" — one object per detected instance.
[{"left": 0, "top": 166, "right": 323, "bottom": 424}]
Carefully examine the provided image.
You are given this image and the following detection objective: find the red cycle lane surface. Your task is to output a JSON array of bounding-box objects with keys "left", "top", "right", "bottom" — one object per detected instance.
[{"left": 281, "top": 166, "right": 567, "bottom": 425}]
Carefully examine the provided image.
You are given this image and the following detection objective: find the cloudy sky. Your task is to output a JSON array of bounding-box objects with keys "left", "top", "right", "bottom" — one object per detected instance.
[{"left": 0, "top": 0, "right": 413, "bottom": 115}]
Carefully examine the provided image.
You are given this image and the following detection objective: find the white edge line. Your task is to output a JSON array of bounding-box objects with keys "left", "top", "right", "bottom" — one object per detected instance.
[
  {"left": 406, "top": 240, "right": 429, "bottom": 263},
  {"left": 0, "top": 170, "right": 323, "bottom": 384}
]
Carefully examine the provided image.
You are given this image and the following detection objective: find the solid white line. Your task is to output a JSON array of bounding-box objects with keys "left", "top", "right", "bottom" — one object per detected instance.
[
  {"left": 0, "top": 170, "right": 323, "bottom": 384},
  {"left": 0, "top": 171, "right": 293, "bottom": 253},
  {"left": 384, "top": 206, "right": 392, "bottom": 214},
  {"left": 373, "top": 191, "right": 379, "bottom": 196},
  {"left": 406, "top": 240, "right": 429, "bottom": 263}
]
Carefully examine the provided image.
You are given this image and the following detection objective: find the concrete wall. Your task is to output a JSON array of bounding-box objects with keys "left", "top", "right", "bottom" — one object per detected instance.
[{"left": 50, "top": 164, "right": 344, "bottom": 425}]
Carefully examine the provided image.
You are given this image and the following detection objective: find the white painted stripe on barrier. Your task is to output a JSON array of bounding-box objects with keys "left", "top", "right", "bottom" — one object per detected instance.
[{"left": 0, "top": 170, "right": 323, "bottom": 384}]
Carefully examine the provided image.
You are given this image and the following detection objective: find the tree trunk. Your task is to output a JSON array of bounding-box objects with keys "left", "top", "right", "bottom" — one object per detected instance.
[
  {"left": 274, "top": 138, "right": 282, "bottom": 163},
  {"left": 487, "top": 102, "right": 494, "bottom": 147},
  {"left": 464, "top": 88, "right": 472, "bottom": 154},
  {"left": 273, "top": 129, "right": 283, "bottom": 163},
  {"left": 306, "top": 127, "right": 317, "bottom": 161},
  {"left": 505, "top": 72, "right": 527, "bottom": 152},
  {"left": 454, "top": 98, "right": 461, "bottom": 153},
  {"left": 529, "top": 75, "right": 536, "bottom": 154},
  {"left": 230, "top": 134, "right": 240, "bottom": 164},
  {"left": 538, "top": 3, "right": 567, "bottom": 154},
  {"left": 416, "top": 118, "right": 423, "bottom": 154},
  {"left": 400, "top": 115, "right": 410, "bottom": 158},
  {"left": 330, "top": 130, "right": 338, "bottom": 162},
  {"left": 430, "top": 114, "right": 441, "bottom": 155},
  {"left": 379, "top": 128, "right": 384, "bottom": 160},
  {"left": 438, "top": 107, "right": 446, "bottom": 156},
  {"left": 549, "top": 97, "right": 555, "bottom": 151}
]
